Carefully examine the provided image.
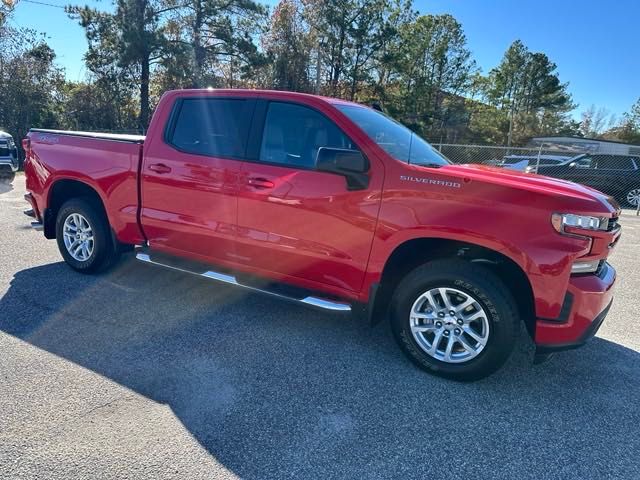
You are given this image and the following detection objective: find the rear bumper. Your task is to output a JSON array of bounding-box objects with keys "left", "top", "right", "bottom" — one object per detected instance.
[{"left": 535, "top": 262, "right": 616, "bottom": 352}]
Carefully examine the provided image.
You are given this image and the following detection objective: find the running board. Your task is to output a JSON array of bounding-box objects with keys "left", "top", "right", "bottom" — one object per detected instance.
[{"left": 135, "top": 251, "right": 352, "bottom": 313}]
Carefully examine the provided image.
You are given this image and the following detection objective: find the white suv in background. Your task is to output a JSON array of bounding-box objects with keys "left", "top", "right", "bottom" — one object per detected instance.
[{"left": 0, "top": 131, "right": 19, "bottom": 177}]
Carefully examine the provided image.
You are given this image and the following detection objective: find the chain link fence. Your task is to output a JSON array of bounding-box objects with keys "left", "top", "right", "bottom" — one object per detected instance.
[{"left": 433, "top": 143, "right": 640, "bottom": 213}]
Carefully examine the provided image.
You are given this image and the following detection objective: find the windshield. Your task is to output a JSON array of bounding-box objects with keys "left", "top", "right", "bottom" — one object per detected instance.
[{"left": 337, "top": 105, "right": 451, "bottom": 167}]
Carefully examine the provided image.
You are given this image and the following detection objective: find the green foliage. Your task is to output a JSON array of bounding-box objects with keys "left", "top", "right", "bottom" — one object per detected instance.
[
  {"left": 303, "top": 0, "right": 412, "bottom": 100},
  {"left": 483, "top": 40, "right": 575, "bottom": 145},
  {"left": 3, "top": 0, "right": 621, "bottom": 151},
  {"left": 69, "top": 0, "right": 267, "bottom": 128},
  {"left": 0, "top": 25, "right": 66, "bottom": 151},
  {"left": 161, "top": 0, "right": 268, "bottom": 88},
  {"left": 387, "top": 14, "right": 477, "bottom": 139},
  {"left": 613, "top": 99, "right": 640, "bottom": 144},
  {"left": 68, "top": 0, "right": 170, "bottom": 130},
  {"left": 60, "top": 81, "right": 138, "bottom": 132},
  {"left": 261, "top": 0, "right": 312, "bottom": 92}
]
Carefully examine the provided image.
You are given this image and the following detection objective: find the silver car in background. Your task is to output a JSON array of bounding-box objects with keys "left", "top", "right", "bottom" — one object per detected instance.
[{"left": 0, "top": 131, "right": 19, "bottom": 177}]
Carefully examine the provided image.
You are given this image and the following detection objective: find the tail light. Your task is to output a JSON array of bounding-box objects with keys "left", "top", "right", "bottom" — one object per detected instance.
[{"left": 22, "top": 138, "right": 31, "bottom": 166}]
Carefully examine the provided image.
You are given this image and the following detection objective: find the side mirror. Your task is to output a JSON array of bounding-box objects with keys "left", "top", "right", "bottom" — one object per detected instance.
[
  {"left": 316, "top": 147, "right": 369, "bottom": 190},
  {"left": 569, "top": 162, "right": 577, "bottom": 168}
]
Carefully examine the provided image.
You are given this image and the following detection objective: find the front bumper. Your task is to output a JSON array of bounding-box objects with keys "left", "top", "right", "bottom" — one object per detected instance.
[{"left": 535, "top": 262, "right": 616, "bottom": 352}]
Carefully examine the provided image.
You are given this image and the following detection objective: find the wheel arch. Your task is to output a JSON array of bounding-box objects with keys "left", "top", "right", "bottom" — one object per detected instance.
[
  {"left": 370, "top": 237, "right": 536, "bottom": 337},
  {"left": 45, "top": 178, "right": 109, "bottom": 240}
]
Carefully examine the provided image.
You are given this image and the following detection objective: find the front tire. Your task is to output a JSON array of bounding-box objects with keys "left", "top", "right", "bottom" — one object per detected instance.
[
  {"left": 55, "top": 198, "right": 119, "bottom": 273},
  {"left": 391, "top": 259, "right": 519, "bottom": 381}
]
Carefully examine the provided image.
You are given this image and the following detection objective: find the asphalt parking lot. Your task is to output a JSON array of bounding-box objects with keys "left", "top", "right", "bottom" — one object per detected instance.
[{"left": 1, "top": 175, "right": 639, "bottom": 480}]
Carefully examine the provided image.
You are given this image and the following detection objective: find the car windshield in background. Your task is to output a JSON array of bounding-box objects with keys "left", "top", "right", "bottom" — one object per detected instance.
[{"left": 337, "top": 105, "right": 451, "bottom": 167}]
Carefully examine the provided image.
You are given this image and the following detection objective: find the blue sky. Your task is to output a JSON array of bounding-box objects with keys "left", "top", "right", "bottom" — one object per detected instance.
[{"left": 10, "top": 0, "right": 639, "bottom": 119}]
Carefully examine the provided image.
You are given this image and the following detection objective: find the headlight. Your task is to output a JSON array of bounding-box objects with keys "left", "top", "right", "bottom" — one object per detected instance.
[
  {"left": 551, "top": 213, "right": 607, "bottom": 234},
  {"left": 525, "top": 166, "right": 535, "bottom": 173}
]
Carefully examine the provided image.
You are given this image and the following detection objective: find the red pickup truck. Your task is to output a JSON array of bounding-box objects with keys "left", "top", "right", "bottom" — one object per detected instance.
[{"left": 22, "top": 89, "right": 620, "bottom": 380}]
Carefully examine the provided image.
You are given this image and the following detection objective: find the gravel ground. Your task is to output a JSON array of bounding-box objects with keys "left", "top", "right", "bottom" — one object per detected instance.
[{"left": 1, "top": 175, "right": 639, "bottom": 480}]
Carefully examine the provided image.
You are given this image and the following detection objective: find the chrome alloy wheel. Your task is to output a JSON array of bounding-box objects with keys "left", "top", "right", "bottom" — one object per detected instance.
[
  {"left": 63, "top": 213, "right": 94, "bottom": 262},
  {"left": 409, "top": 287, "right": 490, "bottom": 364},
  {"left": 626, "top": 188, "right": 640, "bottom": 207}
]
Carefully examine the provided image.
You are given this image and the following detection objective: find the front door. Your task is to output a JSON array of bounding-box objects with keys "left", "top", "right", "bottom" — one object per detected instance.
[
  {"left": 235, "top": 100, "right": 382, "bottom": 294},
  {"left": 141, "top": 96, "right": 255, "bottom": 263}
]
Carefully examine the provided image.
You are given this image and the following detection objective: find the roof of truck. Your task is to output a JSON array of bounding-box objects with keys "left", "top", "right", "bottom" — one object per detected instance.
[{"left": 166, "top": 88, "right": 366, "bottom": 108}]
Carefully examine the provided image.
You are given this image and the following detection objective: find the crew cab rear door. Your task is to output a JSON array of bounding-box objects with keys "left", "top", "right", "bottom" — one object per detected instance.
[
  {"left": 140, "top": 94, "right": 255, "bottom": 262},
  {"left": 234, "top": 98, "right": 383, "bottom": 294}
]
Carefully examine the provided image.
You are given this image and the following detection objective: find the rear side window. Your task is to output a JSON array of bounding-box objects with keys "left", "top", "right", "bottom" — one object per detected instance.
[
  {"left": 259, "top": 102, "right": 356, "bottom": 168},
  {"left": 169, "top": 98, "right": 253, "bottom": 158}
]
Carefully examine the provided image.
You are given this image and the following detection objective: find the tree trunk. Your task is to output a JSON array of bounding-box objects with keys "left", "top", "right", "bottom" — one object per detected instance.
[
  {"left": 192, "top": 0, "right": 204, "bottom": 88},
  {"left": 135, "top": 0, "right": 151, "bottom": 131},
  {"left": 331, "top": 25, "right": 346, "bottom": 97},
  {"left": 139, "top": 55, "right": 150, "bottom": 131},
  {"left": 349, "top": 45, "right": 366, "bottom": 101}
]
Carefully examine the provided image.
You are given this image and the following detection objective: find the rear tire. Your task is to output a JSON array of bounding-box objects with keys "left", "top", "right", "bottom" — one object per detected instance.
[
  {"left": 390, "top": 259, "right": 519, "bottom": 381},
  {"left": 55, "top": 198, "right": 119, "bottom": 273}
]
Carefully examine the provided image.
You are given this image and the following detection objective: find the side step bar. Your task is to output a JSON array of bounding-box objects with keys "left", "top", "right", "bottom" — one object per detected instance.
[{"left": 135, "top": 251, "right": 352, "bottom": 313}]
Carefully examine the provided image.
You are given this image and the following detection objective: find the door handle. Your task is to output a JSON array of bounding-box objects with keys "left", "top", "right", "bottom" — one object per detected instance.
[
  {"left": 148, "top": 163, "right": 172, "bottom": 174},
  {"left": 247, "top": 177, "right": 275, "bottom": 189}
]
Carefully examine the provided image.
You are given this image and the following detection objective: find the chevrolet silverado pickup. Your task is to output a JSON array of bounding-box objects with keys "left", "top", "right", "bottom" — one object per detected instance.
[{"left": 22, "top": 89, "right": 621, "bottom": 380}]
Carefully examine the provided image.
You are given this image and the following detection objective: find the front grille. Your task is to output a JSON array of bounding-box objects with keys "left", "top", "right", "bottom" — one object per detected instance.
[{"left": 0, "top": 147, "right": 9, "bottom": 157}]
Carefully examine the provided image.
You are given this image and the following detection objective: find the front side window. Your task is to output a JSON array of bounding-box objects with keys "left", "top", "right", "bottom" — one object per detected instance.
[
  {"left": 169, "top": 98, "right": 253, "bottom": 158},
  {"left": 337, "top": 105, "right": 450, "bottom": 167},
  {"left": 260, "top": 102, "right": 357, "bottom": 168}
]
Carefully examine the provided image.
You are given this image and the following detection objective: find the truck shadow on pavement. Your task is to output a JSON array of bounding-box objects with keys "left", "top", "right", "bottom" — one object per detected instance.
[{"left": 1, "top": 257, "right": 639, "bottom": 479}]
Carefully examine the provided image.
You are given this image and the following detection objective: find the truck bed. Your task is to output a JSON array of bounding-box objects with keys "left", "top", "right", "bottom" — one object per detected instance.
[{"left": 25, "top": 128, "right": 146, "bottom": 245}]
